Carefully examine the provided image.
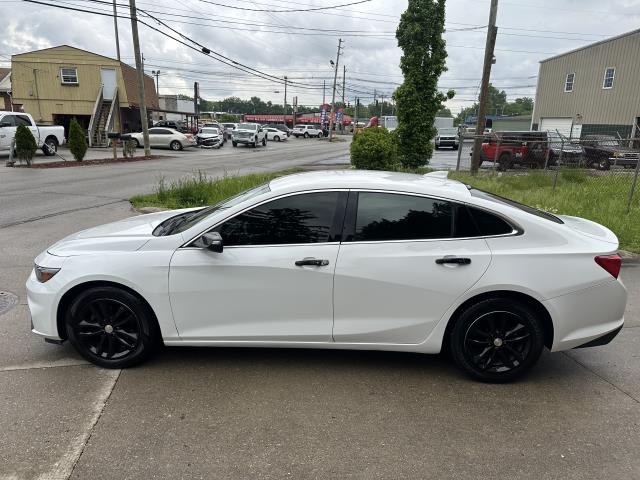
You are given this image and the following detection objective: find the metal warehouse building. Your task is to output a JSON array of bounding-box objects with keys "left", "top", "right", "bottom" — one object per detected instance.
[{"left": 532, "top": 28, "right": 640, "bottom": 139}]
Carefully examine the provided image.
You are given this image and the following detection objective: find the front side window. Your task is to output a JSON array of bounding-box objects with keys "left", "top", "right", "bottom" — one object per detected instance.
[
  {"left": 603, "top": 67, "right": 615, "bottom": 89},
  {"left": 565, "top": 73, "right": 575, "bottom": 92},
  {"left": 60, "top": 67, "right": 78, "bottom": 85},
  {"left": 0, "top": 115, "right": 16, "bottom": 126},
  {"left": 216, "top": 192, "right": 342, "bottom": 246}
]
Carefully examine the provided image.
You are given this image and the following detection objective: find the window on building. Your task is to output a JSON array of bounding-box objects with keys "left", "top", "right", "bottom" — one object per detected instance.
[
  {"left": 564, "top": 73, "right": 575, "bottom": 92},
  {"left": 602, "top": 67, "right": 615, "bottom": 89},
  {"left": 60, "top": 67, "right": 78, "bottom": 85}
]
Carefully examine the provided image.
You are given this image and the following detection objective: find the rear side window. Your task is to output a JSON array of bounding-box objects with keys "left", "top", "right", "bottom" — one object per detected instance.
[
  {"left": 469, "top": 188, "right": 563, "bottom": 224},
  {"left": 346, "top": 193, "right": 515, "bottom": 242}
]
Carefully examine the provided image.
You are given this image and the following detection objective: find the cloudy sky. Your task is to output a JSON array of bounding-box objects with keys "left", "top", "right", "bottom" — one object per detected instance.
[{"left": 1, "top": 0, "right": 640, "bottom": 113}]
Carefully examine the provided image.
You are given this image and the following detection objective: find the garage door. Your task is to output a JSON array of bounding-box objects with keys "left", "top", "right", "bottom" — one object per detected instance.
[{"left": 540, "top": 117, "right": 573, "bottom": 137}]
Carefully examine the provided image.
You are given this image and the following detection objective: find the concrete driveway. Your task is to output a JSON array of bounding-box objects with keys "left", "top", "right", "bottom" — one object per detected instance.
[{"left": 1, "top": 140, "right": 639, "bottom": 479}]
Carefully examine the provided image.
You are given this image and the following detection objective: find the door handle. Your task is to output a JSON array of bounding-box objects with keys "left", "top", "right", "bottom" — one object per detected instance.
[
  {"left": 295, "top": 258, "right": 329, "bottom": 267},
  {"left": 435, "top": 257, "right": 471, "bottom": 265}
]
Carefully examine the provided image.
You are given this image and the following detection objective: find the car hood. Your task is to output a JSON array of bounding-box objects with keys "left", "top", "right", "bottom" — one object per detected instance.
[{"left": 47, "top": 208, "right": 196, "bottom": 256}]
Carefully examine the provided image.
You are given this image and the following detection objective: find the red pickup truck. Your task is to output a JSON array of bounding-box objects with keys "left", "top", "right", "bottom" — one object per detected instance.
[{"left": 475, "top": 131, "right": 549, "bottom": 170}]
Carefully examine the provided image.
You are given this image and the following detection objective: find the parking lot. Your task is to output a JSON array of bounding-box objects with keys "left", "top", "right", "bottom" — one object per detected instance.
[{"left": 1, "top": 139, "right": 640, "bottom": 479}]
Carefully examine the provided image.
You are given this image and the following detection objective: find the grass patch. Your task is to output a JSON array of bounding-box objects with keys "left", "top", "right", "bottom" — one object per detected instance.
[
  {"left": 130, "top": 169, "right": 302, "bottom": 209},
  {"left": 450, "top": 170, "right": 640, "bottom": 253}
]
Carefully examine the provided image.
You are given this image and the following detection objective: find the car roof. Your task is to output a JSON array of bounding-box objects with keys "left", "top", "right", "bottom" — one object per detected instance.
[{"left": 269, "top": 170, "right": 471, "bottom": 200}]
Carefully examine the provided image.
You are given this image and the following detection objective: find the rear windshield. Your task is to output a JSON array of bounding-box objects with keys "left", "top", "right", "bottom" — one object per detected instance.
[{"left": 469, "top": 188, "right": 564, "bottom": 224}]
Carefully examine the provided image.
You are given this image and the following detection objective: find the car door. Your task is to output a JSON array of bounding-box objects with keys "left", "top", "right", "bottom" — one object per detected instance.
[
  {"left": 169, "top": 191, "right": 347, "bottom": 341},
  {"left": 149, "top": 128, "right": 170, "bottom": 147},
  {"left": 333, "top": 191, "right": 492, "bottom": 345},
  {"left": 0, "top": 114, "right": 16, "bottom": 150}
]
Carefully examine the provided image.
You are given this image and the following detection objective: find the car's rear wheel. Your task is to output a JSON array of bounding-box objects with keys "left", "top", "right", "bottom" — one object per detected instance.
[
  {"left": 449, "top": 298, "right": 545, "bottom": 383},
  {"left": 42, "top": 137, "right": 58, "bottom": 156},
  {"left": 274, "top": 135, "right": 280, "bottom": 142},
  {"left": 170, "top": 140, "right": 182, "bottom": 151},
  {"left": 65, "top": 286, "right": 159, "bottom": 368}
]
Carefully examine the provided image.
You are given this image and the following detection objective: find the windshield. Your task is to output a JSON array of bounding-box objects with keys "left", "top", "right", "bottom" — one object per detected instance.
[
  {"left": 438, "top": 128, "right": 457, "bottom": 135},
  {"left": 469, "top": 188, "right": 563, "bottom": 224},
  {"left": 200, "top": 128, "right": 218, "bottom": 134},
  {"left": 155, "top": 183, "right": 272, "bottom": 236},
  {"left": 238, "top": 123, "right": 257, "bottom": 131}
]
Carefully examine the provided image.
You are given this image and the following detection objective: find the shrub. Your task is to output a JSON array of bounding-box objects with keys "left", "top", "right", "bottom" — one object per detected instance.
[
  {"left": 15, "top": 124, "right": 38, "bottom": 165},
  {"left": 350, "top": 128, "right": 399, "bottom": 171},
  {"left": 68, "top": 118, "right": 87, "bottom": 161}
]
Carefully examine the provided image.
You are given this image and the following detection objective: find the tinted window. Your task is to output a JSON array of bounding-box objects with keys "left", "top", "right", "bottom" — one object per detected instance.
[
  {"left": 217, "top": 192, "right": 341, "bottom": 246},
  {"left": 469, "top": 188, "right": 562, "bottom": 224},
  {"left": 353, "top": 193, "right": 454, "bottom": 241},
  {"left": 1, "top": 115, "right": 15, "bottom": 126},
  {"left": 467, "top": 207, "right": 514, "bottom": 236},
  {"left": 150, "top": 128, "right": 171, "bottom": 135},
  {"left": 15, "top": 115, "right": 33, "bottom": 126}
]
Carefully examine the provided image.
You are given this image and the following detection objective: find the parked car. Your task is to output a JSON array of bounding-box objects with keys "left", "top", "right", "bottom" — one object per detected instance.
[
  {"left": 130, "top": 127, "right": 197, "bottom": 151},
  {"left": 264, "top": 127, "right": 288, "bottom": 142},
  {"left": 27, "top": 170, "right": 627, "bottom": 382},
  {"left": 292, "top": 124, "right": 323, "bottom": 138},
  {"left": 435, "top": 127, "right": 459, "bottom": 150},
  {"left": 581, "top": 135, "right": 640, "bottom": 170},
  {"left": 0, "top": 112, "right": 65, "bottom": 156},
  {"left": 221, "top": 123, "right": 238, "bottom": 141},
  {"left": 264, "top": 123, "right": 291, "bottom": 137},
  {"left": 195, "top": 127, "right": 223, "bottom": 149},
  {"left": 232, "top": 123, "right": 266, "bottom": 148}
]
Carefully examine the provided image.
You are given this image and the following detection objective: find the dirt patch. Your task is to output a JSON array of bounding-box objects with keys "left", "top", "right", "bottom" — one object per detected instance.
[{"left": 12, "top": 155, "right": 171, "bottom": 169}]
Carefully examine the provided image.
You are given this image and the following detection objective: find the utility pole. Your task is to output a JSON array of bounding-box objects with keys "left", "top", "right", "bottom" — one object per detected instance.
[
  {"left": 341, "top": 65, "right": 346, "bottom": 133},
  {"left": 328, "top": 38, "right": 343, "bottom": 142},
  {"left": 129, "top": 0, "right": 150, "bottom": 156},
  {"left": 283, "top": 75, "right": 287, "bottom": 126},
  {"left": 112, "top": 0, "right": 121, "bottom": 61},
  {"left": 194, "top": 81, "right": 199, "bottom": 130},
  {"left": 471, "top": 0, "right": 498, "bottom": 174},
  {"left": 380, "top": 94, "right": 385, "bottom": 117},
  {"left": 322, "top": 80, "right": 326, "bottom": 105},
  {"left": 152, "top": 70, "right": 160, "bottom": 95}
]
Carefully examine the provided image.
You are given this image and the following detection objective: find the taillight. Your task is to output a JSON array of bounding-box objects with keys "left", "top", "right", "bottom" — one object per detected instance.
[{"left": 595, "top": 254, "right": 621, "bottom": 279}]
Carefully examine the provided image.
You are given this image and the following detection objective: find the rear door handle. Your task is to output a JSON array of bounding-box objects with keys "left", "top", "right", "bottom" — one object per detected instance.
[
  {"left": 295, "top": 258, "right": 329, "bottom": 267},
  {"left": 435, "top": 257, "right": 471, "bottom": 265}
]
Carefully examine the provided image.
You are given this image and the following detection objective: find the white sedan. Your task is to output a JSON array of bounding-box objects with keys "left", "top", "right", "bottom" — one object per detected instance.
[
  {"left": 264, "top": 127, "right": 288, "bottom": 142},
  {"left": 130, "top": 127, "right": 197, "bottom": 151},
  {"left": 26, "top": 171, "right": 627, "bottom": 382}
]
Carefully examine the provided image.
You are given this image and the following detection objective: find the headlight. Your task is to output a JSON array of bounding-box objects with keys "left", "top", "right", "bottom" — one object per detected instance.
[
  {"left": 34, "top": 265, "right": 60, "bottom": 283},
  {"left": 613, "top": 152, "right": 624, "bottom": 158}
]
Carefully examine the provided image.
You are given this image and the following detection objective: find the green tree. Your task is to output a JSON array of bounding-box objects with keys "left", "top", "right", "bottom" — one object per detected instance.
[
  {"left": 68, "top": 118, "right": 87, "bottom": 161},
  {"left": 350, "top": 128, "right": 399, "bottom": 171},
  {"left": 454, "top": 85, "right": 533, "bottom": 125},
  {"left": 436, "top": 107, "right": 452, "bottom": 117},
  {"left": 395, "top": 0, "right": 454, "bottom": 168},
  {"left": 15, "top": 124, "right": 38, "bottom": 166}
]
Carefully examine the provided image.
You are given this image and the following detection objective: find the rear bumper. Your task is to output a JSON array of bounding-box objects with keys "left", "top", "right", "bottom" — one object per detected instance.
[{"left": 543, "top": 279, "right": 627, "bottom": 352}]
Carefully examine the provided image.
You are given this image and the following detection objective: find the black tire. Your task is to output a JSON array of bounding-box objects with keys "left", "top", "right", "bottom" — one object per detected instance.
[
  {"left": 262, "top": 137, "right": 267, "bottom": 146},
  {"left": 598, "top": 158, "right": 611, "bottom": 171},
  {"left": 435, "top": 145, "right": 440, "bottom": 150},
  {"left": 232, "top": 141, "right": 237, "bottom": 147},
  {"left": 42, "top": 137, "right": 58, "bottom": 156},
  {"left": 449, "top": 298, "right": 545, "bottom": 383},
  {"left": 498, "top": 153, "right": 511, "bottom": 171},
  {"left": 65, "top": 286, "right": 159, "bottom": 368},
  {"left": 170, "top": 140, "right": 182, "bottom": 151},
  {"left": 274, "top": 135, "right": 280, "bottom": 142},
  {"left": 135, "top": 139, "right": 141, "bottom": 148},
  {"left": 304, "top": 132, "right": 310, "bottom": 138}
]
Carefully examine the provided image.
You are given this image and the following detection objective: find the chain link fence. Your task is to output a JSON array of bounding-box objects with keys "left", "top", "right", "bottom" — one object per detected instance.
[{"left": 453, "top": 131, "right": 640, "bottom": 213}]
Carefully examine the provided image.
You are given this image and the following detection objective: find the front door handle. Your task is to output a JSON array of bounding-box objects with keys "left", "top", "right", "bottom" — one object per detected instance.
[
  {"left": 435, "top": 257, "right": 471, "bottom": 265},
  {"left": 295, "top": 258, "right": 329, "bottom": 267}
]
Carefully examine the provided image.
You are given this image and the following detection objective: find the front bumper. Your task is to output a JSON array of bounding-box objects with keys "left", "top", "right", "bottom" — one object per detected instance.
[
  {"left": 609, "top": 156, "right": 639, "bottom": 166},
  {"left": 233, "top": 137, "right": 256, "bottom": 144}
]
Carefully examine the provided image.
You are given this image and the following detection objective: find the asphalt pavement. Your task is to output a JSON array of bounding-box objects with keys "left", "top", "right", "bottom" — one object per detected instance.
[{"left": 1, "top": 138, "right": 639, "bottom": 479}]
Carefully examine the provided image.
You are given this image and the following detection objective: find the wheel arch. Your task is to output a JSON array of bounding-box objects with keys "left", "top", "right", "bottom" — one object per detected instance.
[
  {"left": 56, "top": 280, "right": 161, "bottom": 341},
  {"left": 44, "top": 135, "right": 59, "bottom": 145},
  {"left": 442, "top": 290, "right": 554, "bottom": 350}
]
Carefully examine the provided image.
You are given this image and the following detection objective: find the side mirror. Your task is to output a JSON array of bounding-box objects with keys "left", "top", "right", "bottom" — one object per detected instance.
[{"left": 196, "top": 231, "right": 223, "bottom": 253}]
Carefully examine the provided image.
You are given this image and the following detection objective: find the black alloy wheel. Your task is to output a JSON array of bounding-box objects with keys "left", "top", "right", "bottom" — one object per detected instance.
[
  {"left": 66, "top": 287, "right": 158, "bottom": 368},
  {"left": 449, "top": 298, "right": 545, "bottom": 382}
]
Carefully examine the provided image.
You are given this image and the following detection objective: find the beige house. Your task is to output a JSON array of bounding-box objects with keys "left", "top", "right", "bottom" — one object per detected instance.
[
  {"left": 532, "top": 28, "right": 640, "bottom": 139},
  {"left": 11, "top": 45, "right": 158, "bottom": 145}
]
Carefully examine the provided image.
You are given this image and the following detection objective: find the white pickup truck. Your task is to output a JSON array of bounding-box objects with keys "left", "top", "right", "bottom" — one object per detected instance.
[{"left": 0, "top": 112, "right": 66, "bottom": 156}]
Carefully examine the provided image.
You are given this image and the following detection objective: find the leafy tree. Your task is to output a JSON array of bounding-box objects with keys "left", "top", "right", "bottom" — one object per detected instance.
[
  {"left": 395, "top": 0, "right": 454, "bottom": 168},
  {"left": 217, "top": 113, "right": 241, "bottom": 123},
  {"left": 437, "top": 107, "right": 452, "bottom": 117},
  {"left": 350, "top": 128, "right": 399, "bottom": 171},
  {"left": 15, "top": 124, "right": 38, "bottom": 165},
  {"left": 454, "top": 84, "right": 534, "bottom": 125},
  {"left": 68, "top": 118, "right": 87, "bottom": 161}
]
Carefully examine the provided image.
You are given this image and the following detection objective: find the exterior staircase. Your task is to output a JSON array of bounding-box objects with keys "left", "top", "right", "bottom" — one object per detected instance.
[{"left": 92, "top": 100, "right": 112, "bottom": 147}]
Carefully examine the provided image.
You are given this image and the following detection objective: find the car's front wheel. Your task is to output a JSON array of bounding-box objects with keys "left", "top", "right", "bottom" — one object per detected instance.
[
  {"left": 304, "top": 132, "right": 310, "bottom": 138},
  {"left": 449, "top": 298, "right": 545, "bottom": 383},
  {"left": 65, "top": 286, "right": 159, "bottom": 368},
  {"left": 274, "top": 135, "right": 280, "bottom": 142}
]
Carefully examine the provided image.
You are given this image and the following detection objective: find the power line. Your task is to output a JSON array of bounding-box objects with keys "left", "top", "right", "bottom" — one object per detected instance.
[{"left": 197, "top": 0, "right": 372, "bottom": 13}]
